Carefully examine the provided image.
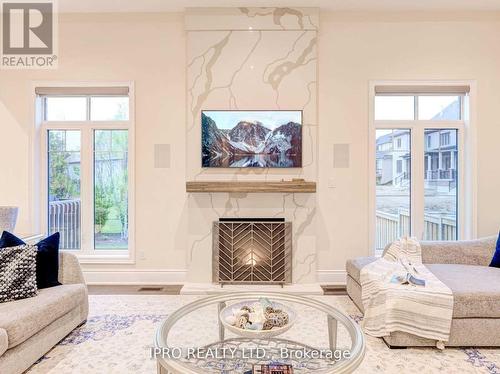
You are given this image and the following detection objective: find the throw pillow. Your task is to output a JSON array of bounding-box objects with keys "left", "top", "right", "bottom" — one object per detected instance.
[
  {"left": 489, "top": 231, "right": 500, "bottom": 268},
  {"left": 0, "top": 245, "right": 37, "bottom": 303},
  {"left": 0, "top": 230, "right": 24, "bottom": 248},
  {"left": 0, "top": 231, "right": 62, "bottom": 289},
  {"left": 35, "top": 232, "right": 61, "bottom": 289}
]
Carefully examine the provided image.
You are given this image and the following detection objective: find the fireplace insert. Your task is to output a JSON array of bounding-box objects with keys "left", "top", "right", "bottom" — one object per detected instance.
[{"left": 213, "top": 218, "right": 292, "bottom": 285}]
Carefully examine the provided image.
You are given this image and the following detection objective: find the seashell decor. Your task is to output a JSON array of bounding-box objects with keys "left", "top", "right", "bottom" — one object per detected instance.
[{"left": 226, "top": 298, "right": 290, "bottom": 331}]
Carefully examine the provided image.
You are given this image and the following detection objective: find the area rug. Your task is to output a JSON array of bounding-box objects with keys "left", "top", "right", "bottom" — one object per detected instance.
[{"left": 28, "top": 295, "right": 500, "bottom": 373}]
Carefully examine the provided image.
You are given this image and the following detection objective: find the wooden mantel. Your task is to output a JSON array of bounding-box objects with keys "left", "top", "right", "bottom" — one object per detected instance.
[{"left": 186, "top": 180, "right": 316, "bottom": 193}]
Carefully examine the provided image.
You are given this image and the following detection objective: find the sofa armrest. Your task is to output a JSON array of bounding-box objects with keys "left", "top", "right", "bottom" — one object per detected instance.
[
  {"left": 58, "top": 251, "right": 86, "bottom": 285},
  {"left": 421, "top": 236, "right": 497, "bottom": 266}
]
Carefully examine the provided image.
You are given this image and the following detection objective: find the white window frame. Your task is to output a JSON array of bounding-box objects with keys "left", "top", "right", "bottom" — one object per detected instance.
[
  {"left": 368, "top": 81, "right": 477, "bottom": 254},
  {"left": 33, "top": 82, "right": 135, "bottom": 264}
]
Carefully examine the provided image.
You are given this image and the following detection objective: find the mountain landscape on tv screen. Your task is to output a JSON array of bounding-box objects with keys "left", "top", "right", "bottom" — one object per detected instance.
[{"left": 202, "top": 112, "right": 302, "bottom": 168}]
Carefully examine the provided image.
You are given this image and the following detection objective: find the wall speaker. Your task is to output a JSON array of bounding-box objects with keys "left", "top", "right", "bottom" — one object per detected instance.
[
  {"left": 154, "top": 144, "right": 170, "bottom": 168},
  {"left": 333, "top": 144, "right": 350, "bottom": 168}
]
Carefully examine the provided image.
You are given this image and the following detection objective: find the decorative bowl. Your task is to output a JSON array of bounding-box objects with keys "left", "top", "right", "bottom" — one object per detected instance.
[{"left": 219, "top": 298, "right": 296, "bottom": 339}]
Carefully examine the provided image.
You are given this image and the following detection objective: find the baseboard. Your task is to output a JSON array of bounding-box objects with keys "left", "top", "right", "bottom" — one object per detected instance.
[
  {"left": 83, "top": 269, "right": 187, "bottom": 285},
  {"left": 83, "top": 269, "right": 346, "bottom": 286},
  {"left": 181, "top": 283, "right": 324, "bottom": 295},
  {"left": 317, "top": 270, "right": 347, "bottom": 285}
]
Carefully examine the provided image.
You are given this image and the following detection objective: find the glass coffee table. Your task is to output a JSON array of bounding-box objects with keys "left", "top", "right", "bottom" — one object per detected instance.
[{"left": 155, "top": 292, "right": 365, "bottom": 373}]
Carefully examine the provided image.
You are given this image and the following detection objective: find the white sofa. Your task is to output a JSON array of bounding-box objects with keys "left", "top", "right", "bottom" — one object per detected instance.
[
  {"left": 346, "top": 237, "right": 500, "bottom": 347},
  {"left": 0, "top": 252, "right": 88, "bottom": 373}
]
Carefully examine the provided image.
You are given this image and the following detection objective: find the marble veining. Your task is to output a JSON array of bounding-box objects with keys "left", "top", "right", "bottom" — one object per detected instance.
[
  {"left": 188, "top": 31, "right": 232, "bottom": 132},
  {"left": 185, "top": 8, "right": 319, "bottom": 31},
  {"left": 186, "top": 9, "right": 317, "bottom": 283}
]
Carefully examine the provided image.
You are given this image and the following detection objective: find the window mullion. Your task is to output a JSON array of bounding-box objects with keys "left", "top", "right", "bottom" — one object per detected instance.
[
  {"left": 40, "top": 126, "right": 48, "bottom": 237},
  {"left": 411, "top": 125, "right": 425, "bottom": 240},
  {"left": 80, "top": 127, "right": 94, "bottom": 254},
  {"left": 458, "top": 129, "right": 466, "bottom": 239},
  {"left": 86, "top": 96, "right": 91, "bottom": 121},
  {"left": 414, "top": 95, "right": 418, "bottom": 120}
]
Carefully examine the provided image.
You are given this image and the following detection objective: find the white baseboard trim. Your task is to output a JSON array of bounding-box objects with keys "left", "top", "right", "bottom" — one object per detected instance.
[
  {"left": 83, "top": 269, "right": 187, "bottom": 285},
  {"left": 83, "top": 269, "right": 346, "bottom": 286},
  {"left": 181, "top": 283, "right": 324, "bottom": 295},
  {"left": 317, "top": 270, "right": 347, "bottom": 285}
]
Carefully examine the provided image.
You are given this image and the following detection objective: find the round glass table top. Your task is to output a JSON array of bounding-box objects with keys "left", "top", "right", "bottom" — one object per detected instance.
[{"left": 155, "top": 292, "right": 365, "bottom": 374}]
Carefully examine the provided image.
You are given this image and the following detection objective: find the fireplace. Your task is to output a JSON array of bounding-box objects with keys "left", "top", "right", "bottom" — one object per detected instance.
[{"left": 213, "top": 218, "right": 292, "bottom": 285}]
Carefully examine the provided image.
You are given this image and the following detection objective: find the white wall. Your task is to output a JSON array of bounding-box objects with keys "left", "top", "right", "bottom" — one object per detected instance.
[{"left": 0, "top": 11, "right": 499, "bottom": 282}]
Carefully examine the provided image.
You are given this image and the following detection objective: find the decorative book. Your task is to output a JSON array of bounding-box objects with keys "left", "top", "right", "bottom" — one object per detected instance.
[
  {"left": 252, "top": 364, "right": 294, "bottom": 374},
  {"left": 390, "top": 273, "right": 426, "bottom": 287}
]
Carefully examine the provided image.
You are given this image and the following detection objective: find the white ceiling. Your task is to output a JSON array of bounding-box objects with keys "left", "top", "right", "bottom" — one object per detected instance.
[{"left": 58, "top": 0, "right": 500, "bottom": 13}]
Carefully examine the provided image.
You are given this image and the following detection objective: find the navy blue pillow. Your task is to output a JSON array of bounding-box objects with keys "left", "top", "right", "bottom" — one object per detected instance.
[
  {"left": 490, "top": 231, "right": 500, "bottom": 268},
  {"left": 0, "top": 231, "right": 61, "bottom": 289},
  {"left": 0, "top": 230, "right": 24, "bottom": 248}
]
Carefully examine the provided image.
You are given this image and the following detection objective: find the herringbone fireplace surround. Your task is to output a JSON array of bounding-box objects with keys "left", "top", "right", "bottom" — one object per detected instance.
[{"left": 213, "top": 218, "right": 292, "bottom": 285}]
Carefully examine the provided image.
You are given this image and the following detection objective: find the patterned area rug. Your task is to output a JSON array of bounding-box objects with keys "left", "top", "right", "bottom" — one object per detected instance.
[{"left": 28, "top": 295, "right": 500, "bottom": 374}]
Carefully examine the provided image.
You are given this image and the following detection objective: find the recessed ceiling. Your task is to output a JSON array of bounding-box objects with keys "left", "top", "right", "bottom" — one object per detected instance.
[{"left": 58, "top": 0, "right": 500, "bottom": 13}]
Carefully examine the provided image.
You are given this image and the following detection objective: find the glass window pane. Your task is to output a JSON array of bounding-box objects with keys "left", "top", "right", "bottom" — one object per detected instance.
[
  {"left": 424, "top": 129, "right": 458, "bottom": 240},
  {"left": 94, "top": 130, "right": 129, "bottom": 249},
  {"left": 90, "top": 96, "right": 129, "bottom": 121},
  {"left": 45, "top": 97, "right": 87, "bottom": 121},
  {"left": 418, "top": 95, "right": 461, "bottom": 120},
  {"left": 375, "top": 96, "right": 415, "bottom": 120},
  {"left": 48, "top": 130, "right": 81, "bottom": 249},
  {"left": 375, "top": 129, "right": 411, "bottom": 251}
]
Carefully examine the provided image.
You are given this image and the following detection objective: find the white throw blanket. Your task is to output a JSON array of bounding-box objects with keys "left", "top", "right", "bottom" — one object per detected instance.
[{"left": 360, "top": 237, "right": 454, "bottom": 348}]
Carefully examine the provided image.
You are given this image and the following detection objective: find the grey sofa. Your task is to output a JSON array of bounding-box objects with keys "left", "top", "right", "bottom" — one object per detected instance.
[
  {"left": 346, "top": 236, "right": 500, "bottom": 347},
  {"left": 0, "top": 252, "right": 88, "bottom": 373}
]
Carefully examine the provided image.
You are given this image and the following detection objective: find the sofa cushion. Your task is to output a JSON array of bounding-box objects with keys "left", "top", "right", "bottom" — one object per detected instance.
[
  {"left": 421, "top": 237, "right": 496, "bottom": 266},
  {"left": 427, "top": 264, "right": 500, "bottom": 318},
  {"left": 0, "top": 328, "right": 7, "bottom": 356},
  {"left": 345, "top": 256, "right": 378, "bottom": 283},
  {"left": 0, "top": 284, "right": 87, "bottom": 349}
]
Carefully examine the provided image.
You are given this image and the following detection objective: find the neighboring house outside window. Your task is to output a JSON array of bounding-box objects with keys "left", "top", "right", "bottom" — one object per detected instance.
[
  {"left": 440, "top": 132, "right": 450, "bottom": 146},
  {"left": 372, "top": 86, "right": 470, "bottom": 253},
  {"left": 396, "top": 160, "right": 403, "bottom": 174}
]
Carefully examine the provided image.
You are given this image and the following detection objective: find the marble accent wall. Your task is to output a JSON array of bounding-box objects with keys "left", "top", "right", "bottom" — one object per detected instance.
[{"left": 185, "top": 8, "right": 318, "bottom": 283}]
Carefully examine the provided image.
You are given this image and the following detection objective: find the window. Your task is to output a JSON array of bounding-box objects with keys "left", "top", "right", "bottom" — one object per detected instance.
[
  {"left": 38, "top": 85, "right": 133, "bottom": 260},
  {"left": 94, "top": 130, "right": 129, "bottom": 249},
  {"left": 45, "top": 97, "right": 87, "bottom": 121},
  {"left": 376, "top": 130, "right": 411, "bottom": 251},
  {"left": 374, "top": 96, "right": 414, "bottom": 120},
  {"left": 48, "top": 130, "right": 81, "bottom": 249},
  {"left": 418, "top": 96, "right": 461, "bottom": 120},
  {"left": 425, "top": 129, "right": 458, "bottom": 240},
  {"left": 371, "top": 85, "right": 470, "bottom": 252},
  {"left": 440, "top": 132, "right": 450, "bottom": 146}
]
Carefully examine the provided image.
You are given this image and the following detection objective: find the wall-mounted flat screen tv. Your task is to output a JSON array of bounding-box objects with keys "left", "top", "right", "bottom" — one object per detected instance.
[{"left": 202, "top": 110, "right": 302, "bottom": 168}]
